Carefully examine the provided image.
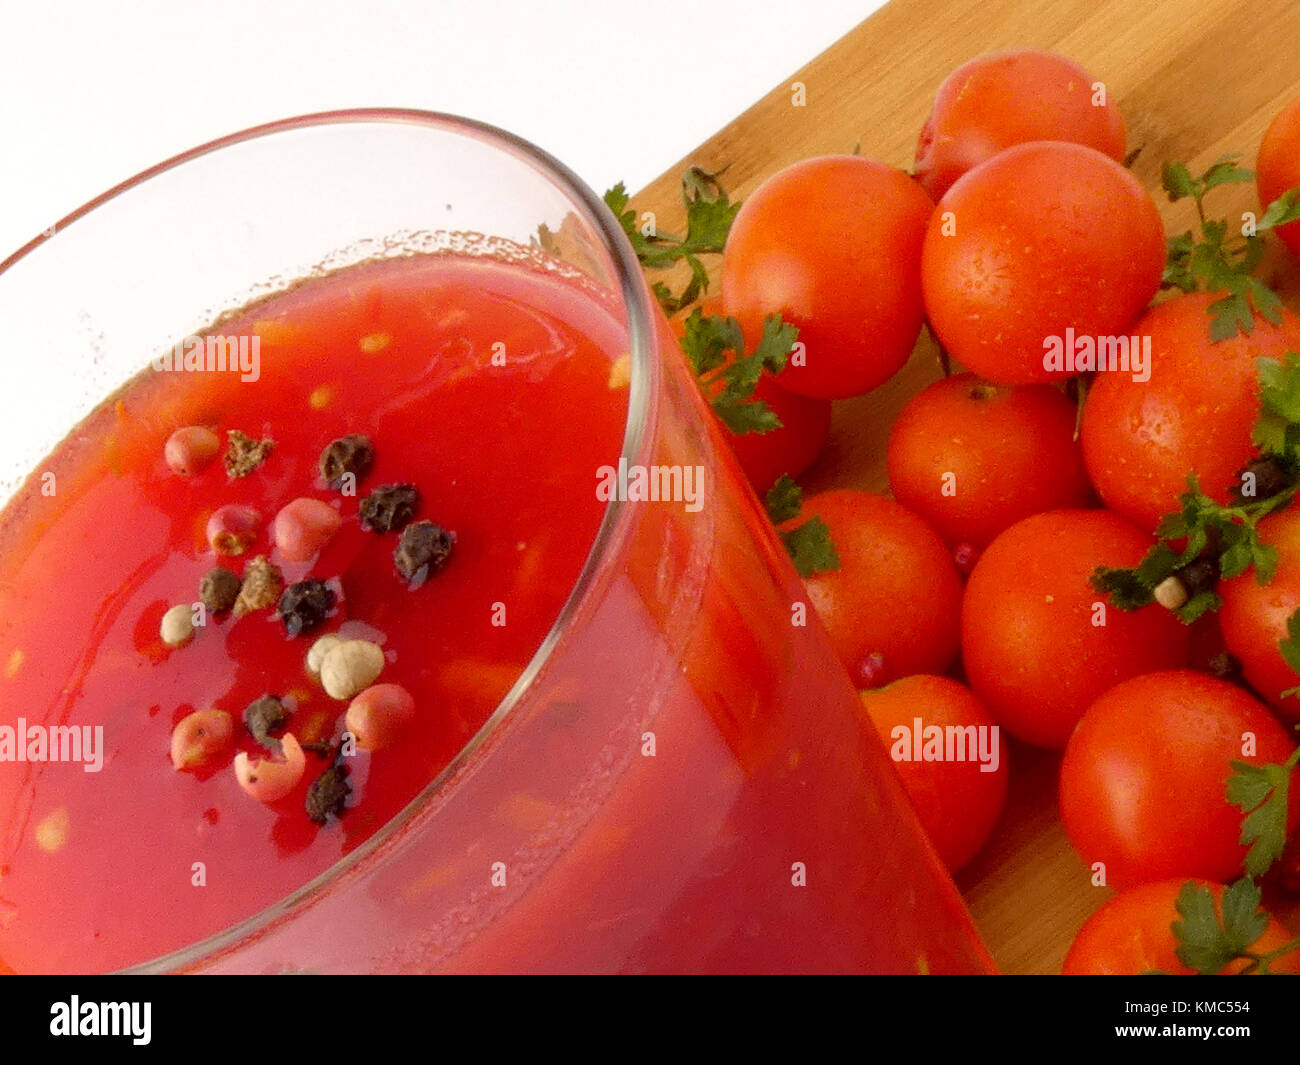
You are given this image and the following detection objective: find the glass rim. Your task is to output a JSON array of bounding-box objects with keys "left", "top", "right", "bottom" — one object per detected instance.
[{"left": 0, "top": 108, "right": 658, "bottom": 973}]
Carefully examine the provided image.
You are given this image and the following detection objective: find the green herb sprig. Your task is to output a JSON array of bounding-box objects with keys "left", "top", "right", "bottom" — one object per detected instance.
[
  {"left": 677, "top": 309, "right": 799, "bottom": 435},
  {"left": 604, "top": 166, "right": 740, "bottom": 315},
  {"left": 1091, "top": 354, "right": 1300, "bottom": 620},
  {"left": 1172, "top": 878, "right": 1300, "bottom": 975},
  {"left": 1162, "top": 156, "right": 1300, "bottom": 341},
  {"left": 765, "top": 474, "right": 839, "bottom": 577}
]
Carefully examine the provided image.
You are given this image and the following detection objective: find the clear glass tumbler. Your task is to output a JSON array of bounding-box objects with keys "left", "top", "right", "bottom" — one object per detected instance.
[{"left": 0, "top": 111, "right": 993, "bottom": 973}]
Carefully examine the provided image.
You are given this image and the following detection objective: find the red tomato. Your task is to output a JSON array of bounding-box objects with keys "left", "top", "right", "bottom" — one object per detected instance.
[
  {"left": 1063, "top": 879, "right": 1300, "bottom": 975},
  {"left": 670, "top": 299, "right": 831, "bottom": 493},
  {"left": 921, "top": 142, "right": 1165, "bottom": 385},
  {"left": 798, "top": 491, "right": 962, "bottom": 686},
  {"left": 1257, "top": 94, "right": 1300, "bottom": 257},
  {"left": 1060, "top": 671, "right": 1298, "bottom": 888},
  {"left": 961, "top": 509, "right": 1190, "bottom": 748},
  {"left": 914, "top": 50, "right": 1127, "bottom": 202},
  {"left": 1220, "top": 503, "right": 1300, "bottom": 717},
  {"left": 859, "top": 675, "right": 1008, "bottom": 871},
  {"left": 886, "top": 372, "right": 1093, "bottom": 550},
  {"left": 722, "top": 156, "right": 933, "bottom": 400},
  {"left": 1081, "top": 293, "right": 1300, "bottom": 535}
]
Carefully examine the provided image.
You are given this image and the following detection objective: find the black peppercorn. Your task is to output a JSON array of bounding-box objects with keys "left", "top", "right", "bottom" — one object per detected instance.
[
  {"left": 306, "top": 763, "right": 351, "bottom": 824},
  {"left": 394, "top": 521, "right": 455, "bottom": 588},
  {"left": 1208, "top": 651, "right": 1243, "bottom": 683},
  {"left": 278, "top": 579, "right": 337, "bottom": 637},
  {"left": 199, "top": 566, "right": 241, "bottom": 614},
  {"left": 1179, "top": 558, "right": 1218, "bottom": 594},
  {"left": 1233, "top": 456, "right": 1293, "bottom": 501},
  {"left": 359, "top": 483, "right": 420, "bottom": 534},
  {"left": 319, "top": 434, "right": 375, "bottom": 490},
  {"left": 243, "top": 695, "right": 289, "bottom": 753}
]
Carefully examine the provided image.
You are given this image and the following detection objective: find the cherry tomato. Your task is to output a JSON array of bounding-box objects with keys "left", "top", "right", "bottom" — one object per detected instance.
[
  {"left": 1220, "top": 503, "right": 1300, "bottom": 717},
  {"left": 921, "top": 141, "right": 1165, "bottom": 385},
  {"left": 671, "top": 299, "right": 831, "bottom": 493},
  {"left": 914, "top": 50, "right": 1127, "bottom": 202},
  {"left": 1062, "top": 879, "right": 1300, "bottom": 975},
  {"left": 798, "top": 490, "right": 962, "bottom": 686},
  {"left": 961, "top": 509, "right": 1190, "bottom": 748},
  {"left": 1081, "top": 293, "right": 1300, "bottom": 535},
  {"left": 1257, "top": 94, "right": 1300, "bottom": 257},
  {"left": 722, "top": 155, "right": 933, "bottom": 400},
  {"left": 859, "top": 675, "right": 1008, "bottom": 871},
  {"left": 886, "top": 372, "right": 1093, "bottom": 550},
  {"left": 1060, "top": 671, "right": 1297, "bottom": 888}
]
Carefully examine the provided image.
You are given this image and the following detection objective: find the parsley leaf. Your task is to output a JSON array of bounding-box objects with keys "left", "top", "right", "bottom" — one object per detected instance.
[
  {"left": 782, "top": 516, "right": 840, "bottom": 578},
  {"left": 1280, "top": 607, "right": 1300, "bottom": 680},
  {"left": 1173, "top": 878, "right": 1270, "bottom": 974},
  {"left": 1091, "top": 565, "right": 1158, "bottom": 610},
  {"left": 764, "top": 475, "right": 802, "bottom": 524},
  {"left": 677, "top": 309, "right": 799, "bottom": 436},
  {"left": 1258, "top": 188, "right": 1300, "bottom": 233},
  {"left": 1177, "top": 589, "right": 1223, "bottom": 624},
  {"left": 603, "top": 166, "right": 741, "bottom": 315},
  {"left": 1254, "top": 353, "right": 1300, "bottom": 460},
  {"left": 1160, "top": 155, "right": 1295, "bottom": 341},
  {"left": 677, "top": 309, "right": 741, "bottom": 377},
  {"left": 1228, "top": 755, "right": 1298, "bottom": 878},
  {"left": 763, "top": 475, "right": 839, "bottom": 577}
]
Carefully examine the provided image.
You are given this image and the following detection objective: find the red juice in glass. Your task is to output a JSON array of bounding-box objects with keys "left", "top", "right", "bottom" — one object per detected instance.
[{"left": 0, "top": 112, "right": 993, "bottom": 974}]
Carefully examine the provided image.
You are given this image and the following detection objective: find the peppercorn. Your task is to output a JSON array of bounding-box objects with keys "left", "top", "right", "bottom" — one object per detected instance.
[
  {"left": 394, "top": 521, "right": 455, "bottom": 588},
  {"left": 159, "top": 604, "right": 195, "bottom": 648},
  {"left": 306, "top": 633, "right": 343, "bottom": 675},
  {"left": 170, "top": 709, "right": 233, "bottom": 771},
  {"left": 224, "top": 429, "right": 274, "bottom": 478},
  {"left": 1233, "top": 456, "right": 1293, "bottom": 501},
  {"left": 243, "top": 695, "right": 290, "bottom": 753},
  {"left": 1208, "top": 651, "right": 1243, "bottom": 683},
  {"left": 1179, "top": 558, "right": 1217, "bottom": 594},
  {"left": 305, "top": 763, "right": 351, "bottom": 824},
  {"left": 1152, "top": 575, "right": 1190, "bottom": 611},
  {"left": 319, "top": 639, "right": 384, "bottom": 700},
  {"left": 235, "top": 733, "right": 306, "bottom": 804},
  {"left": 199, "top": 566, "right": 241, "bottom": 614},
  {"left": 319, "top": 434, "right": 375, "bottom": 490},
  {"left": 359, "top": 483, "right": 420, "bottom": 534},
  {"left": 233, "top": 556, "right": 284, "bottom": 617},
  {"left": 278, "top": 579, "right": 337, "bottom": 637},
  {"left": 164, "top": 426, "right": 220, "bottom": 477},
  {"left": 206, "top": 504, "right": 262, "bottom": 556}
]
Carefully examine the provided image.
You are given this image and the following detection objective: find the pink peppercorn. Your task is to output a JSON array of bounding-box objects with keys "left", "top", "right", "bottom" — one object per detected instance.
[
  {"left": 206, "top": 504, "right": 263, "bottom": 556},
  {"left": 164, "top": 426, "right": 220, "bottom": 477},
  {"left": 272, "top": 497, "right": 343, "bottom": 563},
  {"left": 234, "top": 733, "right": 306, "bottom": 803},
  {"left": 170, "top": 709, "right": 234, "bottom": 771},
  {"left": 345, "top": 683, "right": 416, "bottom": 751}
]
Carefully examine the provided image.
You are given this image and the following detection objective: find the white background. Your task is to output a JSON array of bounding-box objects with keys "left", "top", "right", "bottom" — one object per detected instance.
[{"left": 1, "top": 0, "right": 885, "bottom": 260}]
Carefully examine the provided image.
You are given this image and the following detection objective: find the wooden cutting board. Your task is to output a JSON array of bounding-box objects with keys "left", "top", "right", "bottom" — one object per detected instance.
[{"left": 630, "top": 0, "right": 1300, "bottom": 974}]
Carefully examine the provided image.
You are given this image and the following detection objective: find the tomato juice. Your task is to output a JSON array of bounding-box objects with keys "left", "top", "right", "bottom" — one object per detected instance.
[
  {"left": 0, "top": 252, "right": 629, "bottom": 971},
  {"left": 0, "top": 245, "right": 992, "bottom": 974}
]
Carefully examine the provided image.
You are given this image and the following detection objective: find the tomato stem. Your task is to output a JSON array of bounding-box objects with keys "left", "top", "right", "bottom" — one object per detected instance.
[{"left": 1239, "top": 934, "right": 1300, "bottom": 974}]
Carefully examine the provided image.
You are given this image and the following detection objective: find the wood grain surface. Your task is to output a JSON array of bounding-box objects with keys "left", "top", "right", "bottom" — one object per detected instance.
[{"left": 630, "top": 0, "right": 1300, "bottom": 974}]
